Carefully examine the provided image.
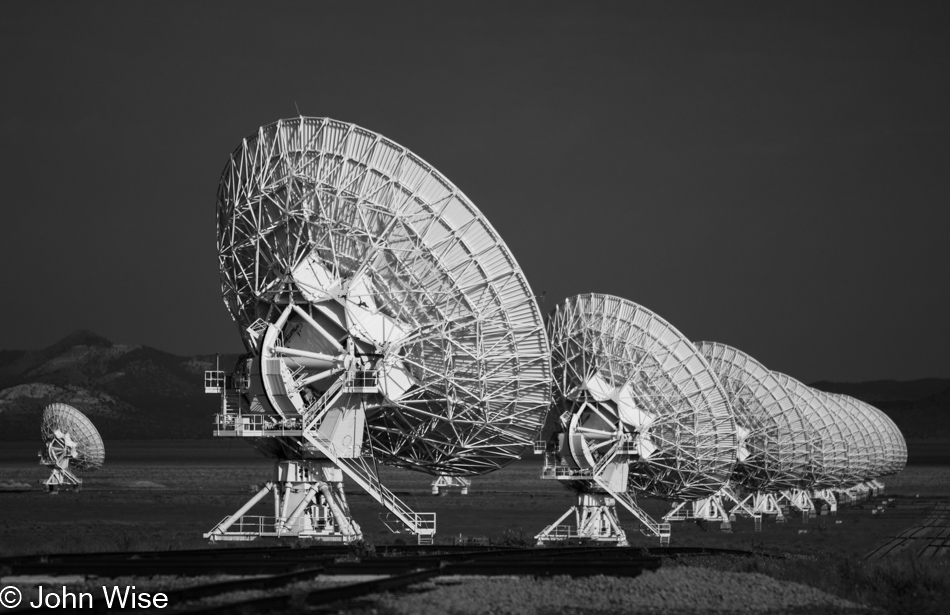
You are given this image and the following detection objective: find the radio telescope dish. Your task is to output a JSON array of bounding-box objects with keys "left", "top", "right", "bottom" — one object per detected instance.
[
  {"left": 851, "top": 399, "right": 906, "bottom": 476},
  {"left": 663, "top": 343, "right": 811, "bottom": 525},
  {"left": 39, "top": 403, "right": 104, "bottom": 492},
  {"left": 206, "top": 117, "right": 551, "bottom": 543},
  {"left": 819, "top": 392, "right": 874, "bottom": 485},
  {"left": 536, "top": 294, "right": 737, "bottom": 545},
  {"left": 772, "top": 373, "right": 849, "bottom": 491},
  {"left": 767, "top": 372, "right": 853, "bottom": 514},
  {"left": 695, "top": 342, "right": 810, "bottom": 492},
  {"left": 830, "top": 394, "right": 891, "bottom": 479},
  {"left": 833, "top": 395, "right": 905, "bottom": 500}
]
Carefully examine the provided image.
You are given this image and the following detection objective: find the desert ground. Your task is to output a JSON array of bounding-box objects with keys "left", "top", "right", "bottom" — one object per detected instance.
[
  {"left": 0, "top": 440, "right": 948, "bottom": 555},
  {"left": 1, "top": 440, "right": 948, "bottom": 614}
]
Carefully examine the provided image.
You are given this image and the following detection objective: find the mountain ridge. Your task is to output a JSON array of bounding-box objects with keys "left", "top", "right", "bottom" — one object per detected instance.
[{"left": 0, "top": 330, "right": 240, "bottom": 441}]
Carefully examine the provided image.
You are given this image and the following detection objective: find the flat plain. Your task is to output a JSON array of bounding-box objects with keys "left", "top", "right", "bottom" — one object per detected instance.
[
  {"left": 0, "top": 440, "right": 947, "bottom": 557},
  {"left": 2, "top": 440, "right": 950, "bottom": 614}
]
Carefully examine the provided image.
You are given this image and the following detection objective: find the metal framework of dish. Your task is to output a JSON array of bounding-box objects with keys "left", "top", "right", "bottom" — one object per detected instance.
[
  {"left": 39, "top": 403, "right": 105, "bottom": 492},
  {"left": 665, "top": 343, "right": 812, "bottom": 526},
  {"left": 204, "top": 117, "right": 551, "bottom": 544},
  {"left": 535, "top": 294, "right": 738, "bottom": 546}
]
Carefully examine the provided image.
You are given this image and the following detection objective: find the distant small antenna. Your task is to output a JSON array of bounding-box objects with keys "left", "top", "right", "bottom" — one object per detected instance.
[{"left": 294, "top": 101, "right": 301, "bottom": 117}]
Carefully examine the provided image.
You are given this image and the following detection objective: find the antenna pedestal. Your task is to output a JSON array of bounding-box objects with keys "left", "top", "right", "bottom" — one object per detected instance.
[
  {"left": 40, "top": 457, "right": 82, "bottom": 493},
  {"left": 779, "top": 489, "right": 817, "bottom": 516},
  {"left": 811, "top": 489, "right": 837, "bottom": 514},
  {"left": 431, "top": 475, "right": 471, "bottom": 495},
  {"left": 737, "top": 491, "right": 788, "bottom": 522},
  {"left": 841, "top": 482, "right": 872, "bottom": 503},
  {"left": 535, "top": 493, "right": 629, "bottom": 546},
  {"left": 665, "top": 485, "right": 764, "bottom": 532},
  {"left": 40, "top": 430, "right": 88, "bottom": 493},
  {"left": 664, "top": 495, "right": 734, "bottom": 529},
  {"left": 204, "top": 460, "right": 362, "bottom": 543}
]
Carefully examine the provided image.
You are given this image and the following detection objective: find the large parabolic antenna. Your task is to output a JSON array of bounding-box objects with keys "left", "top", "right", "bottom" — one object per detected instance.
[
  {"left": 772, "top": 373, "right": 850, "bottom": 492},
  {"left": 205, "top": 117, "right": 551, "bottom": 543},
  {"left": 848, "top": 396, "right": 906, "bottom": 476},
  {"left": 536, "top": 294, "right": 737, "bottom": 545},
  {"left": 821, "top": 392, "right": 875, "bottom": 486},
  {"left": 695, "top": 342, "right": 811, "bottom": 492},
  {"left": 684, "top": 342, "right": 814, "bottom": 515},
  {"left": 663, "top": 343, "right": 909, "bottom": 527},
  {"left": 827, "top": 393, "right": 907, "bottom": 485},
  {"left": 803, "top": 390, "right": 904, "bottom": 504},
  {"left": 815, "top": 392, "right": 905, "bottom": 501},
  {"left": 670, "top": 342, "right": 813, "bottom": 522},
  {"left": 39, "top": 403, "right": 105, "bottom": 492}
]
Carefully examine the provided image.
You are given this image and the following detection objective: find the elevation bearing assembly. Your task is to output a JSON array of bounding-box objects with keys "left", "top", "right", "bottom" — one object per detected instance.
[{"left": 205, "top": 117, "right": 551, "bottom": 544}]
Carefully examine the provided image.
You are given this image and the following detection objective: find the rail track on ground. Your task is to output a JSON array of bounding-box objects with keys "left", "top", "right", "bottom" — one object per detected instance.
[
  {"left": 865, "top": 501, "right": 950, "bottom": 559},
  {"left": 0, "top": 544, "right": 775, "bottom": 614}
]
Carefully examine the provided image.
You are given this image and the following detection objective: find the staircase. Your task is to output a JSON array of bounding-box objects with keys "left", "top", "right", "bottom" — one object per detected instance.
[
  {"left": 302, "top": 433, "right": 436, "bottom": 542},
  {"left": 302, "top": 377, "right": 346, "bottom": 433},
  {"left": 591, "top": 442, "right": 670, "bottom": 545},
  {"left": 300, "top": 379, "right": 435, "bottom": 543},
  {"left": 223, "top": 391, "right": 241, "bottom": 414}
]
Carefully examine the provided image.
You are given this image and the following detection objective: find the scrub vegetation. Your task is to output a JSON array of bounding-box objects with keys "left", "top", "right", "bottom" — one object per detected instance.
[{"left": 664, "top": 552, "right": 950, "bottom": 615}]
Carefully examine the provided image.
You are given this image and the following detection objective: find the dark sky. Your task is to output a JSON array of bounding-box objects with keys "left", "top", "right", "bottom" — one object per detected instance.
[{"left": 2, "top": 1, "right": 948, "bottom": 383}]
